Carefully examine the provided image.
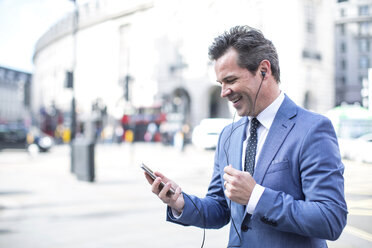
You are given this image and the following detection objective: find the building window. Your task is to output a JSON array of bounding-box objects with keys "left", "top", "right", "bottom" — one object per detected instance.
[
  {"left": 359, "top": 22, "right": 370, "bottom": 36},
  {"left": 304, "top": 1, "right": 316, "bottom": 47},
  {"left": 340, "top": 8, "right": 346, "bottom": 17},
  {"left": 302, "top": 50, "right": 322, "bottom": 60},
  {"left": 359, "top": 56, "right": 369, "bottom": 69},
  {"left": 359, "top": 5, "right": 369, "bottom": 16},
  {"left": 358, "top": 38, "right": 370, "bottom": 52},
  {"left": 306, "top": 21, "right": 315, "bottom": 33},
  {"left": 339, "top": 24, "right": 346, "bottom": 35},
  {"left": 341, "top": 59, "right": 347, "bottom": 70},
  {"left": 341, "top": 42, "right": 347, "bottom": 53},
  {"left": 340, "top": 76, "right": 346, "bottom": 86}
]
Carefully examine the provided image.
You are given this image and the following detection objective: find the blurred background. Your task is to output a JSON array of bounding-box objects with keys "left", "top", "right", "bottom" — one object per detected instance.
[
  {"left": 0, "top": 0, "right": 372, "bottom": 150},
  {"left": 1, "top": 0, "right": 372, "bottom": 247}
]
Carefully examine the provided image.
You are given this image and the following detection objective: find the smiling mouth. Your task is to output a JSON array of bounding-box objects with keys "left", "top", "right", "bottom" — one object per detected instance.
[{"left": 231, "top": 96, "right": 242, "bottom": 104}]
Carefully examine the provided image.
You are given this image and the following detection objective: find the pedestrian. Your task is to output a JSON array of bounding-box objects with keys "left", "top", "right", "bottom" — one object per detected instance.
[{"left": 144, "top": 25, "right": 347, "bottom": 247}]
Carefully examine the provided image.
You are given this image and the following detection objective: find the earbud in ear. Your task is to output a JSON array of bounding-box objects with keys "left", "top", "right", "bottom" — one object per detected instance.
[{"left": 261, "top": 71, "right": 266, "bottom": 78}]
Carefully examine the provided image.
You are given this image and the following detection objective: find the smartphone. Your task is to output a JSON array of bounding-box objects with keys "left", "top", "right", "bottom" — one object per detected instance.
[{"left": 141, "top": 163, "right": 175, "bottom": 195}]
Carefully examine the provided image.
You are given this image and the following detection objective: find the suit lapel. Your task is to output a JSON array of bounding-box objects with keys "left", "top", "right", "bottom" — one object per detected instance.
[
  {"left": 254, "top": 96, "right": 297, "bottom": 185},
  {"left": 227, "top": 117, "right": 248, "bottom": 171},
  {"left": 225, "top": 117, "right": 248, "bottom": 219}
]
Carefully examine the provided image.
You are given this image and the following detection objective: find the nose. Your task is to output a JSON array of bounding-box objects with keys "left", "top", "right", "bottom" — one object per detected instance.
[{"left": 220, "top": 86, "right": 232, "bottom": 98}]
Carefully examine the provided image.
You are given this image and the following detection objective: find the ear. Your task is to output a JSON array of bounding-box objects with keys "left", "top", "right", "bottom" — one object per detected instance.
[
  {"left": 261, "top": 71, "right": 266, "bottom": 78},
  {"left": 258, "top": 60, "right": 271, "bottom": 78}
]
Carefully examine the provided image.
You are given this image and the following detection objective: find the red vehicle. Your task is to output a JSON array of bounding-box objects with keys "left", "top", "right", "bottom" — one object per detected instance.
[{"left": 121, "top": 106, "right": 166, "bottom": 142}]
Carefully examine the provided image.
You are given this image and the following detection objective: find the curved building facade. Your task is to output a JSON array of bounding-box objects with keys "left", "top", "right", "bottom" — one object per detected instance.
[{"left": 32, "top": 0, "right": 336, "bottom": 133}]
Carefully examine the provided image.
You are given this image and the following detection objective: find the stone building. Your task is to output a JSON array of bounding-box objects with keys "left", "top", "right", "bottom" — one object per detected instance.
[
  {"left": 335, "top": 0, "right": 372, "bottom": 106},
  {"left": 32, "top": 0, "right": 336, "bottom": 131}
]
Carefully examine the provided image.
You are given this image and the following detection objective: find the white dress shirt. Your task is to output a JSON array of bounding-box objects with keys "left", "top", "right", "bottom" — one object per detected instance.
[
  {"left": 244, "top": 91, "right": 285, "bottom": 214},
  {"left": 172, "top": 91, "right": 285, "bottom": 218}
]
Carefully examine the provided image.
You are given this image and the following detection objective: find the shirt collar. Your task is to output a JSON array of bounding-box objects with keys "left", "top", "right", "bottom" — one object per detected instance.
[{"left": 249, "top": 91, "right": 285, "bottom": 130}]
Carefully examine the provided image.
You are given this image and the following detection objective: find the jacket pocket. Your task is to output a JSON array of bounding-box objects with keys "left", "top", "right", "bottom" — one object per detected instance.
[{"left": 266, "top": 160, "right": 289, "bottom": 174}]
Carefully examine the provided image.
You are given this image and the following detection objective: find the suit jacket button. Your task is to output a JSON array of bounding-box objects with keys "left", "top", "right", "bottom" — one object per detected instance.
[
  {"left": 241, "top": 224, "right": 249, "bottom": 232},
  {"left": 261, "top": 216, "right": 269, "bottom": 224},
  {"left": 270, "top": 221, "right": 278, "bottom": 227}
]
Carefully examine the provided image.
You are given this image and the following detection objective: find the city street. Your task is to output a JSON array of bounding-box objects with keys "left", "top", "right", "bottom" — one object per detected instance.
[{"left": 0, "top": 143, "right": 372, "bottom": 248}]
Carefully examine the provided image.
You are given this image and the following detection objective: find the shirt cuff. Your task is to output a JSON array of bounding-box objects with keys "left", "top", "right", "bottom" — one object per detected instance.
[
  {"left": 246, "top": 184, "right": 265, "bottom": 214},
  {"left": 171, "top": 208, "right": 183, "bottom": 219}
]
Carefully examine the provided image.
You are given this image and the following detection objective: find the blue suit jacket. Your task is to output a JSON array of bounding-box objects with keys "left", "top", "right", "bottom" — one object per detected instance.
[{"left": 168, "top": 95, "right": 347, "bottom": 247}]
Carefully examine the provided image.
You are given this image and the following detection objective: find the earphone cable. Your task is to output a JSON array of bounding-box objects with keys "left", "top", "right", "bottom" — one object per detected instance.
[
  {"left": 223, "top": 112, "right": 246, "bottom": 247},
  {"left": 184, "top": 116, "right": 247, "bottom": 248},
  {"left": 251, "top": 75, "right": 265, "bottom": 117},
  {"left": 184, "top": 75, "right": 264, "bottom": 247},
  {"left": 183, "top": 194, "right": 206, "bottom": 248},
  {"left": 223, "top": 119, "right": 248, "bottom": 165}
]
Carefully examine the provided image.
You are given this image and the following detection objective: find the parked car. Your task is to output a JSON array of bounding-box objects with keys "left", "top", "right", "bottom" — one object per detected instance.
[
  {"left": 0, "top": 123, "right": 28, "bottom": 150},
  {"left": 339, "top": 133, "right": 372, "bottom": 163},
  {"left": 0, "top": 123, "right": 53, "bottom": 153},
  {"left": 192, "top": 118, "right": 232, "bottom": 150}
]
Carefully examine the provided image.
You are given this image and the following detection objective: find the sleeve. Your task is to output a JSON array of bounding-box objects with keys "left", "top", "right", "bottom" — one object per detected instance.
[
  {"left": 252, "top": 116, "right": 348, "bottom": 240},
  {"left": 166, "top": 127, "right": 231, "bottom": 229}
]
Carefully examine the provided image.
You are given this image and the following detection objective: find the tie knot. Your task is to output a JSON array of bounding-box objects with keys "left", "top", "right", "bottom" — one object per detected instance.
[{"left": 250, "top": 118, "right": 260, "bottom": 132}]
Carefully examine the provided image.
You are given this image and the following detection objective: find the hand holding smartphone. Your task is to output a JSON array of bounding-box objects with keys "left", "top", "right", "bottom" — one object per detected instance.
[{"left": 141, "top": 163, "right": 175, "bottom": 195}]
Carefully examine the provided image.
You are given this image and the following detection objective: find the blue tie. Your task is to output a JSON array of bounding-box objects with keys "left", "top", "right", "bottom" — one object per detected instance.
[{"left": 244, "top": 118, "right": 260, "bottom": 175}]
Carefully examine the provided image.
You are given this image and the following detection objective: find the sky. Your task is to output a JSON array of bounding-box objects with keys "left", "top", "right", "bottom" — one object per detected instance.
[{"left": 0, "top": 0, "right": 75, "bottom": 72}]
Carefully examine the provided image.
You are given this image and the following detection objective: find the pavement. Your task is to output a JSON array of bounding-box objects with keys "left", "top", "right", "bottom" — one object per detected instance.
[{"left": 0, "top": 142, "right": 372, "bottom": 247}]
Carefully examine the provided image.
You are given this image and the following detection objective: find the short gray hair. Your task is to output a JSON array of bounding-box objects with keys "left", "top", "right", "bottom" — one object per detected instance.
[{"left": 208, "top": 25, "right": 280, "bottom": 82}]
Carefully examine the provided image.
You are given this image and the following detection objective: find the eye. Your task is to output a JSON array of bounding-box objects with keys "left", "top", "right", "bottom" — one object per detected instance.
[{"left": 226, "top": 78, "right": 237, "bottom": 83}]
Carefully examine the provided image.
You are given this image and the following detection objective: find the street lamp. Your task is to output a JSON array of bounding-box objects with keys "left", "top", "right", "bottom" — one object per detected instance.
[
  {"left": 70, "top": 0, "right": 78, "bottom": 142},
  {"left": 67, "top": 0, "right": 78, "bottom": 174}
]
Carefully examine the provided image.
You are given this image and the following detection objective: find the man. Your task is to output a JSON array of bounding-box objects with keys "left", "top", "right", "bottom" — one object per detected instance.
[{"left": 145, "top": 26, "right": 347, "bottom": 247}]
